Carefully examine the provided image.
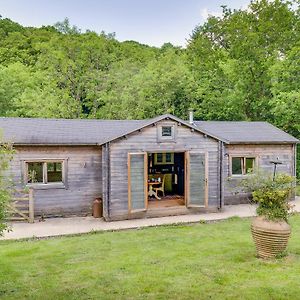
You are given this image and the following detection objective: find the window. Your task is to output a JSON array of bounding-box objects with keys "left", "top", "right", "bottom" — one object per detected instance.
[
  {"left": 165, "top": 153, "right": 172, "bottom": 163},
  {"left": 231, "top": 157, "right": 255, "bottom": 175},
  {"left": 27, "top": 162, "right": 44, "bottom": 183},
  {"left": 154, "top": 153, "right": 174, "bottom": 165},
  {"left": 232, "top": 157, "right": 242, "bottom": 175},
  {"left": 47, "top": 162, "right": 63, "bottom": 183},
  {"left": 157, "top": 123, "right": 176, "bottom": 142},
  {"left": 245, "top": 158, "right": 255, "bottom": 173},
  {"left": 162, "top": 126, "right": 172, "bottom": 137},
  {"left": 26, "top": 161, "right": 64, "bottom": 185},
  {"left": 156, "top": 153, "right": 163, "bottom": 163}
]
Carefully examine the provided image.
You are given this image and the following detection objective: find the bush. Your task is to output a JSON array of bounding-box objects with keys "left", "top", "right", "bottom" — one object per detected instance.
[
  {"left": 241, "top": 171, "right": 295, "bottom": 222},
  {"left": 0, "top": 139, "right": 14, "bottom": 236}
]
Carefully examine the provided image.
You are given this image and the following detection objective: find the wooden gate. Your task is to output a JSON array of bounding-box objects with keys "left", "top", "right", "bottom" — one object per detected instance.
[{"left": 7, "top": 189, "right": 34, "bottom": 223}]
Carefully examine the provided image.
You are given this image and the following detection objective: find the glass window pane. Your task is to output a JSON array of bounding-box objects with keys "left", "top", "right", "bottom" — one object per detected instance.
[
  {"left": 28, "top": 162, "right": 43, "bottom": 183},
  {"left": 245, "top": 158, "right": 255, "bottom": 174},
  {"left": 156, "top": 153, "right": 163, "bottom": 163},
  {"left": 47, "top": 162, "right": 55, "bottom": 172},
  {"left": 162, "top": 126, "right": 172, "bottom": 137},
  {"left": 56, "top": 162, "right": 62, "bottom": 172},
  {"left": 166, "top": 153, "right": 172, "bottom": 163},
  {"left": 232, "top": 157, "right": 242, "bottom": 175},
  {"left": 47, "top": 162, "right": 63, "bottom": 183}
]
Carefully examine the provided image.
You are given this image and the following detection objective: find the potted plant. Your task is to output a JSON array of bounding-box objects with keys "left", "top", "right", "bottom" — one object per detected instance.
[{"left": 242, "top": 171, "right": 295, "bottom": 259}]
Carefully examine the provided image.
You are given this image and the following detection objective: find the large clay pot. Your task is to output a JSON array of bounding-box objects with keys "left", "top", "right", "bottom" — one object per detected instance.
[{"left": 251, "top": 216, "right": 291, "bottom": 259}]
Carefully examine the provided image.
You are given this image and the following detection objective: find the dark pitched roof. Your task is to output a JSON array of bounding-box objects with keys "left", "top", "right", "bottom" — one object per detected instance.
[
  {"left": 0, "top": 115, "right": 297, "bottom": 145},
  {"left": 0, "top": 117, "right": 148, "bottom": 145},
  {"left": 0, "top": 114, "right": 226, "bottom": 145},
  {"left": 194, "top": 121, "right": 299, "bottom": 144}
]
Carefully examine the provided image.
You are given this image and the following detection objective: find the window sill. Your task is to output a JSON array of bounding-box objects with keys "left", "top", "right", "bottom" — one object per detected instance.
[
  {"left": 157, "top": 139, "right": 176, "bottom": 143},
  {"left": 26, "top": 183, "right": 66, "bottom": 190},
  {"left": 228, "top": 174, "right": 254, "bottom": 180}
]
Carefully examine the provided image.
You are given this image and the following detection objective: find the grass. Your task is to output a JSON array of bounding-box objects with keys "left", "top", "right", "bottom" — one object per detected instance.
[
  {"left": 296, "top": 185, "right": 300, "bottom": 196},
  {"left": 1, "top": 216, "right": 300, "bottom": 300}
]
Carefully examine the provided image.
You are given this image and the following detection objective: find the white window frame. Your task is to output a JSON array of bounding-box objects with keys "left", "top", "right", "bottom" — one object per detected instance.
[
  {"left": 23, "top": 159, "right": 67, "bottom": 189},
  {"left": 230, "top": 156, "right": 257, "bottom": 177}
]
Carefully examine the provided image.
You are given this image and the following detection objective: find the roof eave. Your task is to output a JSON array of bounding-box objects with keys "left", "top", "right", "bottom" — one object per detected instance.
[
  {"left": 100, "top": 114, "right": 229, "bottom": 145},
  {"left": 11, "top": 143, "right": 102, "bottom": 146},
  {"left": 227, "top": 141, "right": 299, "bottom": 145}
]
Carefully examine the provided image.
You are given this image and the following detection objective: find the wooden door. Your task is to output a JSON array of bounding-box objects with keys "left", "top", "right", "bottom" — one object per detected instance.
[
  {"left": 128, "top": 153, "right": 148, "bottom": 213},
  {"left": 185, "top": 152, "right": 208, "bottom": 207}
]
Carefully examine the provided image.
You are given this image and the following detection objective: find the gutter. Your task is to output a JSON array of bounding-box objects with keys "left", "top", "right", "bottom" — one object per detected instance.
[
  {"left": 102, "top": 142, "right": 111, "bottom": 221},
  {"left": 219, "top": 141, "right": 224, "bottom": 210},
  {"left": 227, "top": 141, "right": 299, "bottom": 145},
  {"left": 12, "top": 143, "right": 102, "bottom": 146}
]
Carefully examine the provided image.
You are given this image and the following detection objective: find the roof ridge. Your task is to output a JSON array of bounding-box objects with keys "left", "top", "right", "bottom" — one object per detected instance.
[
  {"left": 0, "top": 117, "right": 149, "bottom": 122},
  {"left": 195, "top": 120, "right": 269, "bottom": 123}
]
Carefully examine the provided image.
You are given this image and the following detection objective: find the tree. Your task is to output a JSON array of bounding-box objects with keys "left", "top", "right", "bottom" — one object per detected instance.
[
  {"left": 187, "top": 0, "right": 299, "bottom": 121},
  {"left": 269, "top": 45, "right": 300, "bottom": 177},
  {"left": 92, "top": 49, "right": 194, "bottom": 119},
  {"left": 0, "top": 62, "right": 79, "bottom": 118},
  {"left": 0, "top": 136, "right": 14, "bottom": 236},
  {"left": 0, "top": 7, "right": 299, "bottom": 175},
  {"left": 54, "top": 18, "right": 81, "bottom": 35}
]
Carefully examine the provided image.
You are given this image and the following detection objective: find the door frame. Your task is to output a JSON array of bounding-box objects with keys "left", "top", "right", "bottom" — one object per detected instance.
[
  {"left": 146, "top": 151, "right": 186, "bottom": 208},
  {"left": 127, "top": 152, "right": 148, "bottom": 214},
  {"left": 185, "top": 151, "right": 209, "bottom": 208}
]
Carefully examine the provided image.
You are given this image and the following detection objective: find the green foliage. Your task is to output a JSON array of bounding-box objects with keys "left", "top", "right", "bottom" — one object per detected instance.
[
  {"left": 0, "top": 135, "right": 14, "bottom": 236},
  {"left": 242, "top": 171, "right": 295, "bottom": 222},
  {"left": 54, "top": 18, "right": 81, "bottom": 35},
  {"left": 188, "top": 0, "right": 299, "bottom": 121},
  {"left": 296, "top": 183, "right": 300, "bottom": 196},
  {"left": 0, "top": 1, "right": 299, "bottom": 173}
]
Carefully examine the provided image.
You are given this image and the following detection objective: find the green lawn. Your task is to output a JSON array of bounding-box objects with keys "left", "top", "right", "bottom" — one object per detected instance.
[
  {"left": 1, "top": 216, "right": 300, "bottom": 300},
  {"left": 296, "top": 185, "right": 300, "bottom": 196}
]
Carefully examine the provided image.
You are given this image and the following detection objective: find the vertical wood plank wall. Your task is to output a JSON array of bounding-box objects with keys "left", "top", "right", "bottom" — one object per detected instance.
[
  {"left": 223, "top": 144, "right": 294, "bottom": 205},
  {"left": 108, "top": 121, "right": 220, "bottom": 220},
  {"left": 8, "top": 132, "right": 295, "bottom": 218},
  {"left": 10, "top": 146, "right": 102, "bottom": 216},
  {"left": 187, "top": 152, "right": 207, "bottom": 207}
]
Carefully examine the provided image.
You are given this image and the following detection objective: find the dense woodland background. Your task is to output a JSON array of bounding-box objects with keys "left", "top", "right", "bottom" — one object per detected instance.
[{"left": 0, "top": 0, "right": 299, "bottom": 176}]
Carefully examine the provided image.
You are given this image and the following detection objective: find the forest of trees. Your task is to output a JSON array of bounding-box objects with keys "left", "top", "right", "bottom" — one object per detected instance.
[{"left": 0, "top": 0, "right": 299, "bottom": 175}]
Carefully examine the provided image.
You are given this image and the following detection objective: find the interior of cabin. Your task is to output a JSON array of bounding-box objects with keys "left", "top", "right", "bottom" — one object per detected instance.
[{"left": 147, "top": 152, "right": 185, "bottom": 209}]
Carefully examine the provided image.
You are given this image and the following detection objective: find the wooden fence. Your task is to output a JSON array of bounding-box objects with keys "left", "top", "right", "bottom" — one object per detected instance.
[{"left": 6, "top": 189, "right": 34, "bottom": 223}]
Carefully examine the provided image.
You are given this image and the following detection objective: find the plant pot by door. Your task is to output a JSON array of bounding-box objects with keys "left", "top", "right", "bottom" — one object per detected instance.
[{"left": 251, "top": 216, "right": 291, "bottom": 259}]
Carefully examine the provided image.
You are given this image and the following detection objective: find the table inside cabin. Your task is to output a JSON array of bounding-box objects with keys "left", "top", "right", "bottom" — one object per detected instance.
[{"left": 148, "top": 182, "right": 161, "bottom": 200}]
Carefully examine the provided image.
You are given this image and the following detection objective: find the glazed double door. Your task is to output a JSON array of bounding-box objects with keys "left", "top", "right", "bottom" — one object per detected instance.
[{"left": 127, "top": 152, "right": 208, "bottom": 213}]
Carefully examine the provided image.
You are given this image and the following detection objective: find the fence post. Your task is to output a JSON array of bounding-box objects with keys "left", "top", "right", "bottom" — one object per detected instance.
[{"left": 29, "top": 188, "right": 34, "bottom": 223}]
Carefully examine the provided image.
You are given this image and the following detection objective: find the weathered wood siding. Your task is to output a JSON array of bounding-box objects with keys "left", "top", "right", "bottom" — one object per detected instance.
[
  {"left": 107, "top": 121, "right": 220, "bottom": 220},
  {"left": 223, "top": 144, "right": 294, "bottom": 205},
  {"left": 188, "top": 152, "right": 206, "bottom": 207},
  {"left": 10, "top": 146, "right": 102, "bottom": 216}
]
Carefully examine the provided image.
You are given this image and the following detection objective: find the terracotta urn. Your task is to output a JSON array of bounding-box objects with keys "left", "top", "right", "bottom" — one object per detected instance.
[{"left": 251, "top": 216, "right": 291, "bottom": 259}]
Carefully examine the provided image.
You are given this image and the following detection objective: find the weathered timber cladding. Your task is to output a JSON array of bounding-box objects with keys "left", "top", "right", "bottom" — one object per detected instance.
[
  {"left": 223, "top": 144, "right": 294, "bottom": 205},
  {"left": 128, "top": 154, "right": 146, "bottom": 211},
  {"left": 10, "top": 146, "right": 102, "bottom": 216},
  {"left": 188, "top": 153, "right": 206, "bottom": 207},
  {"left": 108, "top": 120, "right": 220, "bottom": 219}
]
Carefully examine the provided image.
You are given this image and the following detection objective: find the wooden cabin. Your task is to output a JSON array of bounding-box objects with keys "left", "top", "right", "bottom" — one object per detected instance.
[{"left": 0, "top": 114, "right": 298, "bottom": 221}]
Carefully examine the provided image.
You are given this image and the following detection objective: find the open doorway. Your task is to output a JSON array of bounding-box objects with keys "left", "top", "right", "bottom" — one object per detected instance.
[{"left": 147, "top": 152, "right": 185, "bottom": 209}]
